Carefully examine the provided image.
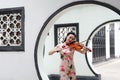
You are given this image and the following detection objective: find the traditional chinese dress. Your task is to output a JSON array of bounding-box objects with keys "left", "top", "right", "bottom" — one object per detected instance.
[{"left": 56, "top": 42, "right": 76, "bottom": 80}]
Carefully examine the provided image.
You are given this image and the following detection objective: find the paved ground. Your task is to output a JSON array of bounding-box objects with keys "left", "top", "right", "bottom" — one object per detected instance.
[{"left": 94, "top": 58, "right": 120, "bottom": 80}]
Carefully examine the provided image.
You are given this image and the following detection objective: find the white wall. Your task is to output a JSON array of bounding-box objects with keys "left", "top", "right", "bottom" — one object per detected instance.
[
  {"left": 115, "top": 22, "right": 120, "bottom": 57},
  {"left": 1, "top": 0, "right": 120, "bottom": 80},
  {"left": 105, "top": 24, "right": 111, "bottom": 59},
  {"left": 0, "top": 0, "right": 80, "bottom": 80}
]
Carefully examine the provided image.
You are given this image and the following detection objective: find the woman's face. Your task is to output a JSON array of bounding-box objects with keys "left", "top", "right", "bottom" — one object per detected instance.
[{"left": 65, "top": 34, "right": 75, "bottom": 44}]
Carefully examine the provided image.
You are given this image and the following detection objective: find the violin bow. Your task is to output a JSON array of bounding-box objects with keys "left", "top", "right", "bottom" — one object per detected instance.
[
  {"left": 81, "top": 38, "right": 92, "bottom": 52},
  {"left": 80, "top": 38, "right": 91, "bottom": 43}
]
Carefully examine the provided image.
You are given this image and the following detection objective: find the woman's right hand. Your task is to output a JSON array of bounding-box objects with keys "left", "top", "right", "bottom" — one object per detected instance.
[
  {"left": 48, "top": 45, "right": 62, "bottom": 55},
  {"left": 55, "top": 46, "right": 62, "bottom": 52}
]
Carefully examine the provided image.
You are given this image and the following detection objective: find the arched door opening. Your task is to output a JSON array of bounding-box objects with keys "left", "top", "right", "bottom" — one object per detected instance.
[
  {"left": 34, "top": 1, "right": 120, "bottom": 80},
  {"left": 91, "top": 20, "right": 120, "bottom": 80},
  {"left": 90, "top": 20, "right": 120, "bottom": 64}
]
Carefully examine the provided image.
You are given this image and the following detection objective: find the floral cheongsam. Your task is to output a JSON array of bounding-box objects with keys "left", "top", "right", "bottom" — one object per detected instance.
[{"left": 56, "top": 42, "right": 76, "bottom": 80}]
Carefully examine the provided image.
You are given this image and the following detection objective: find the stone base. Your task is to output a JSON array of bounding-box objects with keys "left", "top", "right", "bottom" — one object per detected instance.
[{"left": 48, "top": 74, "right": 101, "bottom": 80}]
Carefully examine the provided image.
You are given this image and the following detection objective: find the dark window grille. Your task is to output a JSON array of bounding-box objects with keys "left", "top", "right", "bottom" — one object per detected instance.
[
  {"left": 109, "top": 23, "right": 115, "bottom": 58},
  {"left": 54, "top": 23, "right": 79, "bottom": 46},
  {"left": 92, "top": 27, "right": 106, "bottom": 63},
  {"left": 0, "top": 7, "right": 25, "bottom": 51}
]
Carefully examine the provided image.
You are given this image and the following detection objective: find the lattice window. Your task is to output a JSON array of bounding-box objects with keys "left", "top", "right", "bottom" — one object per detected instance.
[
  {"left": 0, "top": 7, "right": 24, "bottom": 51},
  {"left": 54, "top": 23, "right": 79, "bottom": 46}
]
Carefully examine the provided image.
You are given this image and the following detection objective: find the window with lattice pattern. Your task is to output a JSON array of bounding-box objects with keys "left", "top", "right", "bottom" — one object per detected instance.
[
  {"left": 54, "top": 23, "right": 79, "bottom": 46},
  {"left": 0, "top": 7, "right": 24, "bottom": 51}
]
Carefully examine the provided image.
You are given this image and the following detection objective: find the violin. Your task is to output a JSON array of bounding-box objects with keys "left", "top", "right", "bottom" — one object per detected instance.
[{"left": 67, "top": 41, "right": 92, "bottom": 52}]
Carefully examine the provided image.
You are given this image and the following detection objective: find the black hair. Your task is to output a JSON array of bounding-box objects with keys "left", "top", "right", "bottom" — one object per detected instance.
[{"left": 63, "top": 31, "right": 77, "bottom": 42}]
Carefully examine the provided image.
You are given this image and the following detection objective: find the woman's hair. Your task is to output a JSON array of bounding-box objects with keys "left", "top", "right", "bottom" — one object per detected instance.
[{"left": 63, "top": 31, "right": 77, "bottom": 42}]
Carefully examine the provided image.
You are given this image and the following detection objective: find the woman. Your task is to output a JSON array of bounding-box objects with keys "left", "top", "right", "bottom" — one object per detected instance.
[{"left": 49, "top": 32, "right": 90, "bottom": 80}]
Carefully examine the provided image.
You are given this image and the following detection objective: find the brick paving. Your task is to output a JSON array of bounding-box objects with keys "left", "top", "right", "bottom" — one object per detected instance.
[{"left": 94, "top": 58, "right": 120, "bottom": 80}]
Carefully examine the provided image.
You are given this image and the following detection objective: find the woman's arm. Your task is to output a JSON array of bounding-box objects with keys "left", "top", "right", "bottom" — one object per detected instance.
[
  {"left": 48, "top": 45, "right": 62, "bottom": 55},
  {"left": 77, "top": 47, "right": 87, "bottom": 54},
  {"left": 77, "top": 46, "right": 92, "bottom": 54},
  {"left": 76, "top": 43, "right": 88, "bottom": 54}
]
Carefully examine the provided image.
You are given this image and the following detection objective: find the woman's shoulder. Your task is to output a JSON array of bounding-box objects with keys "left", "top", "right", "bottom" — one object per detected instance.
[{"left": 56, "top": 43, "right": 65, "bottom": 47}]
